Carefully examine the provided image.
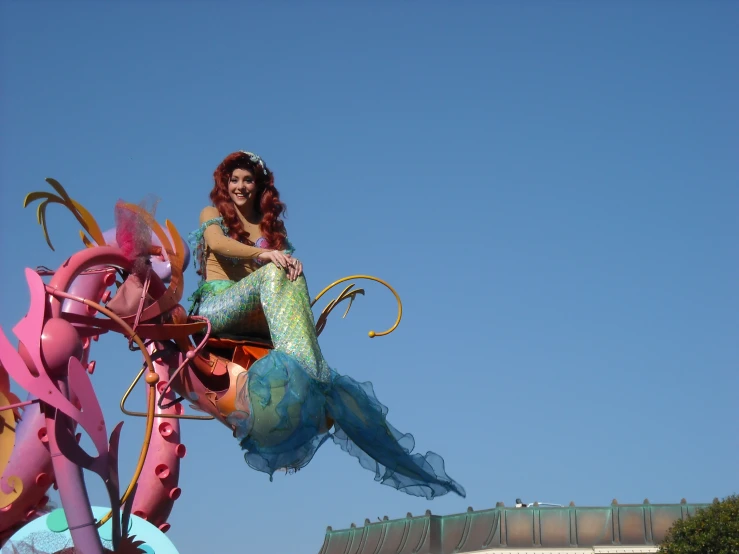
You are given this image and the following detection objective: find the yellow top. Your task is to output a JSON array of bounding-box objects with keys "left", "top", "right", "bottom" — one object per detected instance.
[{"left": 200, "top": 206, "right": 268, "bottom": 282}]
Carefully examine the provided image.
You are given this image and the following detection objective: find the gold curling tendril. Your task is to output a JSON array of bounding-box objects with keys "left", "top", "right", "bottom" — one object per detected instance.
[
  {"left": 311, "top": 275, "right": 402, "bottom": 338},
  {"left": 314, "top": 284, "right": 364, "bottom": 337},
  {"left": 0, "top": 390, "right": 23, "bottom": 509},
  {"left": 23, "top": 178, "right": 106, "bottom": 250}
]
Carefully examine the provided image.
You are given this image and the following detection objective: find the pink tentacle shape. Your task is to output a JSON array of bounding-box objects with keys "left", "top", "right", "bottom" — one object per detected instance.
[
  {"left": 0, "top": 399, "right": 54, "bottom": 539},
  {"left": 130, "top": 342, "right": 184, "bottom": 532}
]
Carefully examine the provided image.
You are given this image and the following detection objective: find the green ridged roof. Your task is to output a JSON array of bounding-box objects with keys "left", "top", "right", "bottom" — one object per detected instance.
[{"left": 319, "top": 500, "right": 711, "bottom": 553}]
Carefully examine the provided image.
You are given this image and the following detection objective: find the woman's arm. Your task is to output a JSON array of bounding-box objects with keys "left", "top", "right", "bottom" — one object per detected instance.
[
  {"left": 200, "top": 206, "right": 266, "bottom": 260},
  {"left": 199, "top": 208, "right": 297, "bottom": 276}
]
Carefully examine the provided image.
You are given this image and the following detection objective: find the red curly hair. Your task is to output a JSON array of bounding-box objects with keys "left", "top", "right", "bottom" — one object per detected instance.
[{"left": 210, "top": 151, "right": 287, "bottom": 250}]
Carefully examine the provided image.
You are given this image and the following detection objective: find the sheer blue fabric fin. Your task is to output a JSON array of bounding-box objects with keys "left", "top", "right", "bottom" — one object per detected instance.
[
  {"left": 327, "top": 374, "right": 466, "bottom": 499},
  {"left": 226, "top": 351, "right": 466, "bottom": 498}
]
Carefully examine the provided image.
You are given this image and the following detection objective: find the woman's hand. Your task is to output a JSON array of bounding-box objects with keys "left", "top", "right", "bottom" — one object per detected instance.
[
  {"left": 287, "top": 257, "right": 303, "bottom": 281},
  {"left": 258, "top": 250, "right": 291, "bottom": 269},
  {"left": 257, "top": 250, "right": 303, "bottom": 281}
]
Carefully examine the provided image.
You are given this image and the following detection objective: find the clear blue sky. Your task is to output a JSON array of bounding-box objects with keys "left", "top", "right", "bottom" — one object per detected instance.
[{"left": 1, "top": 1, "right": 737, "bottom": 553}]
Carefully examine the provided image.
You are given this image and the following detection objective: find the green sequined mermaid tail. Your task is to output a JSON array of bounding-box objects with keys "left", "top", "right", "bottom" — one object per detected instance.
[
  {"left": 194, "top": 264, "right": 465, "bottom": 499},
  {"left": 195, "top": 264, "right": 329, "bottom": 382}
]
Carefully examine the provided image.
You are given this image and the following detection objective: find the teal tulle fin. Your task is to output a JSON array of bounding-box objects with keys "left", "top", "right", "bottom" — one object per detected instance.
[
  {"left": 327, "top": 374, "right": 466, "bottom": 499},
  {"left": 227, "top": 351, "right": 330, "bottom": 478},
  {"left": 226, "top": 350, "right": 465, "bottom": 499}
]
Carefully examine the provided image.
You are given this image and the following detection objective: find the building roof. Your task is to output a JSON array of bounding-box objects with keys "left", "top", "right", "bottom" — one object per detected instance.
[{"left": 318, "top": 500, "right": 711, "bottom": 554}]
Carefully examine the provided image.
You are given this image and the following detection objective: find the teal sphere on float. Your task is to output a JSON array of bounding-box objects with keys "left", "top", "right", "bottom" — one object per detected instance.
[{"left": 5, "top": 505, "right": 179, "bottom": 553}]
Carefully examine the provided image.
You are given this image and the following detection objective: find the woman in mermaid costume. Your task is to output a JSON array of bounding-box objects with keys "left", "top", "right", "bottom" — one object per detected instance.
[{"left": 189, "top": 151, "right": 464, "bottom": 499}]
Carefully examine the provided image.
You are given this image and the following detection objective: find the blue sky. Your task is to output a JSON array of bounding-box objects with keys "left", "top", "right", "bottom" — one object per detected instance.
[{"left": 1, "top": 1, "right": 737, "bottom": 553}]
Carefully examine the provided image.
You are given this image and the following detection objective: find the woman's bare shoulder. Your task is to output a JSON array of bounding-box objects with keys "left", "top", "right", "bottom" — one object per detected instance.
[{"left": 199, "top": 206, "right": 221, "bottom": 224}]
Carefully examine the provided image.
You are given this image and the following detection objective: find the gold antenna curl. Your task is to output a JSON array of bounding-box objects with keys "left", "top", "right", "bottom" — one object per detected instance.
[
  {"left": 24, "top": 178, "right": 106, "bottom": 250},
  {"left": 311, "top": 275, "right": 402, "bottom": 338}
]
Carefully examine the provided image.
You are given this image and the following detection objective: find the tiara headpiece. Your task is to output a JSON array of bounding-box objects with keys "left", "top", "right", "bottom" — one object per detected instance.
[{"left": 239, "top": 151, "right": 268, "bottom": 175}]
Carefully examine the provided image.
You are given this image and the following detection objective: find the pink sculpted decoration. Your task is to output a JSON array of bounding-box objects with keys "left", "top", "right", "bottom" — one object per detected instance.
[{"left": 0, "top": 183, "right": 194, "bottom": 552}]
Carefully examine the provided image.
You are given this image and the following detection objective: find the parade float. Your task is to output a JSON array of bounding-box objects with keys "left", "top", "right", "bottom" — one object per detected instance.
[{"left": 0, "top": 179, "right": 408, "bottom": 554}]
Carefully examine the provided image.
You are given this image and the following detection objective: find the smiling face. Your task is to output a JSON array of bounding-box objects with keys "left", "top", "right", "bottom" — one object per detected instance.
[{"left": 228, "top": 168, "right": 257, "bottom": 208}]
